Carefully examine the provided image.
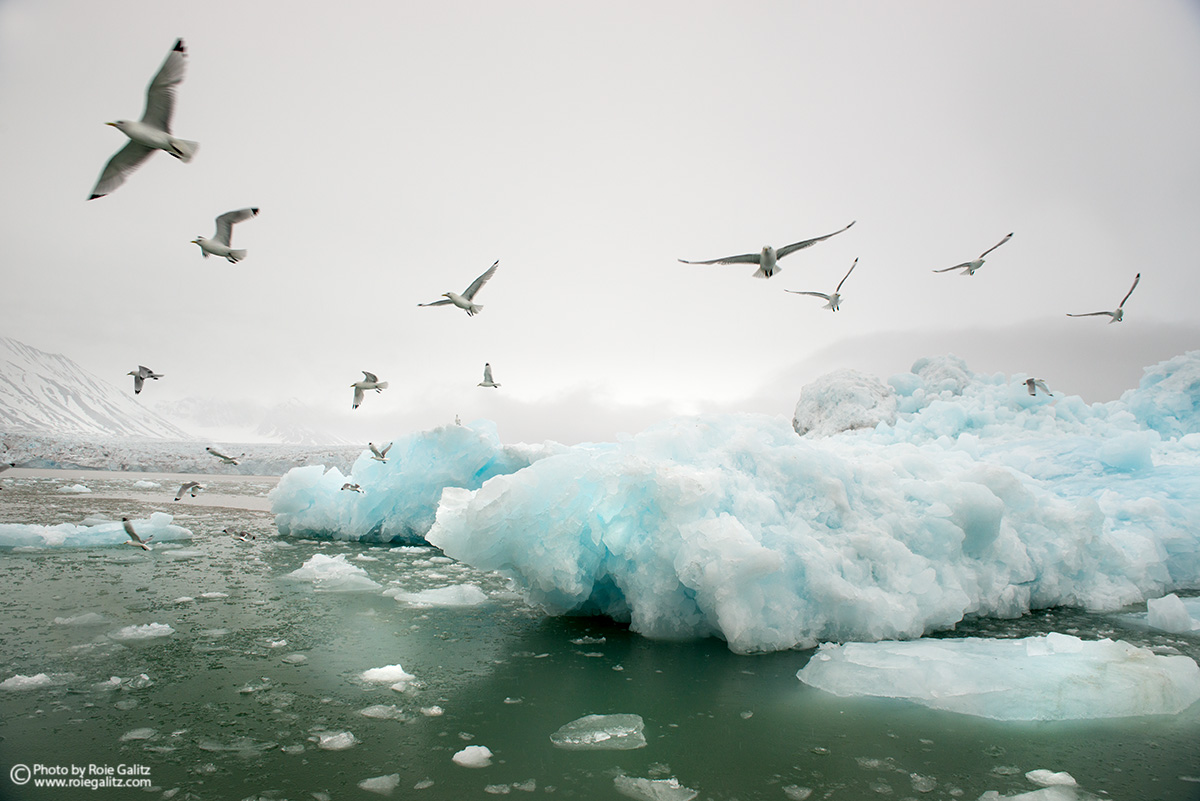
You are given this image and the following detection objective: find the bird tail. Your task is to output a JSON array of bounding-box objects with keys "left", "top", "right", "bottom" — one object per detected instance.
[
  {"left": 227, "top": 249, "right": 248, "bottom": 262},
  {"left": 375, "top": 381, "right": 389, "bottom": 390},
  {"left": 753, "top": 267, "right": 772, "bottom": 279},
  {"left": 170, "top": 138, "right": 199, "bottom": 163}
]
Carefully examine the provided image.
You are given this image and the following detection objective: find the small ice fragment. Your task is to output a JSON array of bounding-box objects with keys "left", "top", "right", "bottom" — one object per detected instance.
[
  {"left": 282, "top": 653, "right": 308, "bottom": 664},
  {"left": 550, "top": 714, "right": 647, "bottom": 750},
  {"left": 1025, "top": 770, "right": 1077, "bottom": 787},
  {"left": 200, "top": 592, "right": 229, "bottom": 599},
  {"left": 484, "top": 785, "right": 511, "bottom": 795},
  {"left": 512, "top": 779, "right": 537, "bottom": 792},
  {"left": 361, "top": 664, "right": 416, "bottom": 685},
  {"left": 783, "top": 787, "right": 813, "bottom": 801},
  {"left": 358, "top": 773, "right": 400, "bottom": 795},
  {"left": 53, "top": 612, "right": 105, "bottom": 626},
  {"left": 421, "top": 706, "right": 444, "bottom": 717},
  {"left": 2, "top": 674, "right": 54, "bottom": 691},
  {"left": 120, "top": 728, "right": 157, "bottom": 741},
  {"left": 1147, "top": 594, "right": 1199, "bottom": 634},
  {"left": 359, "top": 704, "right": 408, "bottom": 720},
  {"left": 316, "top": 731, "right": 359, "bottom": 750},
  {"left": 613, "top": 775, "right": 698, "bottom": 801},
  {"left": 390, "top": 584, "right": 488, "bottom": 607},
  {"left": 910, "top": 773, "right": 937, "bottom": 793},
  {"left": 111, "top": 623, "right": 174, "bottom": 640},
  {"left": 414, "top": 779, "right": 434, "bottom": 790},
  {"left": 57, "top": 484, "right": 91, "bottom": 493},
  {"left": 452, "top": 745, "right": 493, "bottom": 768}
]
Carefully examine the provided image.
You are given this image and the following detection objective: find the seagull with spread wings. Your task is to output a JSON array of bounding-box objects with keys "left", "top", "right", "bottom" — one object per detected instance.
[
  {"left": 127, "top": 366, "right": 163, "bottom": 395},
  {"left": 174, "top": 481, "right": 201, "bottom": 501},
  {"left": 785, "top": 258, "right": 858, "bottom": 311},
  {"left": 1067, "top": 273, "right": 1141, "bottom": 324},
  {"left": 678, "top": 222, "right": 856, "bottom": 279},
  {"left": 478, "top": 363, "right": 500, "bottom": 388},
  {"left": 933, "top": 233, "right": 1013, "bottom": 276},
  {"left": 89, "top": 39, "right": 199, "bottom": 200},
  {"left": 192, "top": 208, "right": 259, "bottom": 263},
  {"left": 369, "top": 442, "right": 392, "bottom": 462},
  {"left": 122, "top": 518, "right": 153, "bottom": 550},
  {"left": 352, "top": 372, "right": 388, "bottom": 409},
  {"left": 1026, "top": 378, "right": 1053, "bottom": 397},
  {"left": 206, "top": 447, "right": 243, "bottom": 466},
  {"left": 418, "top": 260, "right": 499, "bottom": 316}
]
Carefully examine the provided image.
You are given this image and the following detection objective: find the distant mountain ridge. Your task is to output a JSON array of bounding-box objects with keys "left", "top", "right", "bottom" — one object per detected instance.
[{"left": 0, "top": 335, "right": 194, "bottom": 439}]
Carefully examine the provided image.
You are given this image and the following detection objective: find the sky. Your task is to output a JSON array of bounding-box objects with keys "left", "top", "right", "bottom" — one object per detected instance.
[{"left": 2, "top": 1, "right": 1199, "bottom": 445}]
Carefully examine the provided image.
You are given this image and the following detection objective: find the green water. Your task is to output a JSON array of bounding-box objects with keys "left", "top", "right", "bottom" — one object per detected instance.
[{"left": 1, "top": 471, "right": 1198, "bottom": 801}]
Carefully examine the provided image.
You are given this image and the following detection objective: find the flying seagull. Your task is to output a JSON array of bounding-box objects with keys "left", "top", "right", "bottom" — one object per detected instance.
[
  {"left": 174, "top": 481, "right": 201, "bottom": 501},
  {"left": 478, "top": 363, "right": 500, "bottom": 388},
  {"left": 369, "top": 442, "right": 392, "bottom": 462},
  {"left": 89, "top": 39, "right": 199, "bottom": 200},
  {"left": 122, "top": 517, "right": 153, "bottom": 551},
  {"left": 1025, "top": 378, "right": 1053, "bottom": 396},
  {"left": 933, "top": 233, "right": 1013, "bottom": 276},
  {"left": 1067, "top": 273, "right": 1140, "bottom": 324},
  {"left": 418, "top": 260, "right": 499, "bottom": 316},
  {"left": 192, "top": 208, "right": 259, "bottom": 263},
  {"left": 785, "top": 258, "right": 858, "bottom": 311},
  {"left": 341, "top": 482, "right": 363, "bottom": 493},
  {"left": 678, "top": 222, "right": 856, "bottom": 279},
  {"left": 127, "top": 366, "right": 163, "bottom": 395},
  {"left": 352, "top": 371, "right": 388, "bottom": 409},
  {"left": 206, "top": 447, "right": 243, "bottom": 465}
]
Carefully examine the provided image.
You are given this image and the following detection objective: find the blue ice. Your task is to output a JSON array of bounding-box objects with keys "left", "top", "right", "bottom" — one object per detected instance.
[{"left": 0, "top": 512, "right": 191, "bottom": 550}]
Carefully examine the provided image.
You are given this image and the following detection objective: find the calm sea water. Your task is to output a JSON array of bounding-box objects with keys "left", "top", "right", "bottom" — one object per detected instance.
[{"left": 1, "top": 470, "right": 1198, "bottom": 801}]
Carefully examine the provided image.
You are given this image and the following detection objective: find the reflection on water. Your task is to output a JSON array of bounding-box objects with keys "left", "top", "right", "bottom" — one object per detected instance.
[{"left": 0, "top": 470, "right": 1198, "bottom": 800}]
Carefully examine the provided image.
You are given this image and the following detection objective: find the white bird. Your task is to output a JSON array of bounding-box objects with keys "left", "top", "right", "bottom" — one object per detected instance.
[
  {"left": 478, "top": 363, "right": 500, "bottom": 388},
  {"left": 454, "top": 414, "right": 461, "bottom": 425},
  {"left": 933, "top": 233, "right": 1013, "bottom": 276},
  {"left": 223, "top": 528, "right": 255, "bottom": 542},
  {"left": 1026, "top": 378, "right": 1053, "bottom": 396},
  {"left": 192, "top": 208, "right": 259, "bottom": 263},
  {"left": 418, "top": 261, "right": 499, "bottom": 316},
  {"left": 341, "top": 482, "right": 363, "bottom": 493},
  {"left": 1067, "top": 273, "right": 1141, "bottom": 324},
  {"left": 122, "top": 517, "right": 153, "bottom": 551},
  {"left": 127, "top": 366, "right": 163, "bottom": 395},
  {"left": 369, "top": 442, "right": 392, "bottom": 462},
  {"left": 352, "top": 371, "right": 388, "bottom": 410},
  {"left": 174, "top": 481, "right": 201, "bottom": 501},
  {"left": 678, "top": 222, "right": 856, "bottom": 279},
  {"left": 785, "top": 258, "right": 858, "bottom": 311},
  {"left": 206, "top": 447, "right": 243, "bottom": 465},
  {"left": 89, "top": 39, "right": 199, "bottom": 200}
]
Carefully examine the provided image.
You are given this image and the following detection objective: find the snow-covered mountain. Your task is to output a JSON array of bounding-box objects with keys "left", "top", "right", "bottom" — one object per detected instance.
[{"left": 0, "top": 336, "right": 193, "bottom": 439}]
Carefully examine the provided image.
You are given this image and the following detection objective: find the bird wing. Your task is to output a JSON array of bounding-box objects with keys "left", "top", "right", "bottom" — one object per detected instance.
[
  {"left": 1118, "top": 273, "right": 1141, "bottom": 309},
  {"left": 784, "top": 290, "right": 832, "bottom": 301},
  {"left": 132, "top": 374, "right": 145, "bottom": 393},
  {"left": 142, "top": 39, "right": 188, "bottom": 131},
  {"left": 174, "top": 484, "right": 187, "bottom": 500},
  {"left": 213, "top": 207, "right": 259, "bottom": 247},
  {"left": 978, "top": 232, "right": 1013, "bottom": 259},
  {"left": 835, "top": 258, "right": 859, "bottom": 293},
  {"left": 483, "top": 364, "right": 494, "bottom": 383},
  {"left": 369, "top": 443, "right": 383, "bottom": 458},
  {"left": 123, "top": 520, "right": 143, "bottom": 542},
  {"left": 362, "top": 371, "right": 379, "bottom": 383},
  {"left": 90, "top": 141, "right": 154, "bottom": 199},
  {"left": 207, "top": 447, "right": 230, "bottom": 460},
  {"left": 776, "top": 221, "right": 856, "bottom": 259},
  {"left": 933, "top": 261, "right": 973, "bottom": 273},
  {"left": 462, "top": 260, "right": 499, "bottom": 300},
  {"left": 677, "top": 253, "right": 761, "bottom": 266},
  {"left": 380, "top": 443, "right": 392, "bottom": 456},
  {"left": 1066, "top": 311, "right": 1113, "bottom": 318},
  {"left": 353, "top": 386, "right": 365, "bottom": 409},
  {"left": 417, "top": 298, "right": 453, "bottom": 307}
]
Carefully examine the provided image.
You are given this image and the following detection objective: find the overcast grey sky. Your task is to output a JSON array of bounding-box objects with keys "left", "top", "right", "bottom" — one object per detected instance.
[{"left": 2, "top": 1, "right": 1198, "bottom": 444}]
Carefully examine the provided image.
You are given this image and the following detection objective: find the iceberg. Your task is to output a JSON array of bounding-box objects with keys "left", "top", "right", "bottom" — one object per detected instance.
[
  {"left": 0, "top": 513, "right": 191, "bottom": 550},
  {"left": 285, "top": 554, "right": 381, "bottom": 592},
  {"left": 796, "top": 633, "right": 1200, "bottom": 720},
  {"left": 269, "top": 420, "right": 547, "bottom": 543},
  {"left": 1146, "top": 593, "right": 1200, "bottom": 634}
]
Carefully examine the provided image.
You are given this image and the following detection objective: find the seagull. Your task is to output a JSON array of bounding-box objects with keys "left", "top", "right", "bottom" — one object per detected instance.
[
  {"left": 418, "top": 260, "right": 499, "bottom": 316},
  {"left": 223, "top": 527, "right": 255, "bottom": 542},
  {"left": 174, "top": 481, "right": 201, "bottom": 501},
  {"left": 678, "top": 222, "right": 856, "bottom": 279},
  {"left": 1026, "top": 378, "right": 1053, "bottom": 396},
  {"left": 89, "top": 39, "right": 199, "bottom": 200},
  {"left": 454, "top": 414, "right": 461, "bottom": 425},
  {"left": 368, "top": 442, "right": 392, "bottom": 462},
  {"left": 127, "top": 366, "right": 163, "bottom": 395},
  {"left": 933, "top": 233, "right": 1013, "bottom": 276},
  {"left": 1067, "top": 273, "right": 1140, "bottom": 324},
  {"left": 352, "top": 372, "right": 388, "bottom": 410},
  {"left": 478, "top": 363, "right": 500, "bottom": 388},
  {"left": 785, "top": 258, "right": 858, "bottom": 311},
  {"left": 341, "top": 482, "right": 363, "bottom": 493},
  {"left": 206, "top": 447, "right": 243, "bottom": 465},
  {"left": 122, "top": 517, "right": 153, "bottom": 551},
  {"left": 192, "top": 208, "right": 259, "bottom": 263}
]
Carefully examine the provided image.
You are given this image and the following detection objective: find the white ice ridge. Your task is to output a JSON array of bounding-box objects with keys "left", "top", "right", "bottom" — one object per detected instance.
[
  {"left": 0, "top": 512, "right": 191, "bottom": 550},
  {"left": 796, "top": 633, "right": 1200, "bottom": 720},
  {"left": 270, "top": 420, "right": 551, "bottom": 543},
  {"left": 425, "top": 352, "right": 1200, "bottom": 653}
]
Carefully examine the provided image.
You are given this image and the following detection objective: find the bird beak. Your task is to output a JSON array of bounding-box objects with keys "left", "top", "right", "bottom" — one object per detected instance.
[{"left": 105, "top": 121, "right": 117, "bottom": 127}]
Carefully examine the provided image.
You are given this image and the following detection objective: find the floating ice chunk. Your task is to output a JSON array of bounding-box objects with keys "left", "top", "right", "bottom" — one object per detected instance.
[
  {"left": 359, "top": 704, "right": 408, "bottom": 720},
  {"left": 1147, "top": 594, "right": 1200, "bottom": 634},
  {"left": 53, "top": 612, "right": 105, "bottom": 626},
  {"left": 57, "top": 483, "right": 91, "bottom": 493},
  {"left": 550, "top": 714, "right": 646, "bottom": 750},
  {"left": 613, "top": 775, "right": 698, "bottom": 801},
  {"left": 285, "top": 553, "right": 381, "bottom": 592},
  {"left": 797, "top": 633, "right": 1200, "bottom": 720},
  {"left": 133, "top": 480, "right": 160, "bottom": 489},
  {"left": 782, "top": 787, "right": 813, "bottom": 801},
  {"left": 119, "top": 728, "right": 158, "bottom": 741},
  {"left": 1, "top": 673, "right": 54, "bottom": 691},
  {"left": 1025, "top": 770, "right": 1077, "bottom": 787},
  {"left": 387, "top": 583, "right": 488, "bottom": 607},
  {"left": 421, "top": 706, "right": 444, "bottom": 717},
  {"left": 452, "top": 745, "right": 493, "bottom": 767},
  {"left": 0, "top": 512, "right": 191, "bottom": 550},
  {"left": 315, "top": 730, "right": 359, "bottom": 750},
  {"left": 358, "top": 773, "right": 400, "bottom": 795},
  {"left": 792, "top": 369, "right": 897, "bottom": 437},
  {"left": 111, "top": 623, "right": 174, "bottom": 640},
  {"left": 361, "top": 664, "right": 416, "bottom": 686}
]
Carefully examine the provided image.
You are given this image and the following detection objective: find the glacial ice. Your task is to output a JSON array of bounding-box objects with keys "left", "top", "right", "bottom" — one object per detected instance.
[
  {"left": 269, "top": 420, "right": 546, "bottom": 543},
  {"left": 274, "top": 351, "right": 1200, "bottom": 653},
  {"left": 110, "top": 623, "right": 175, "bottom": 640},
  {"left": 613, "top": 776, "right": 698, "bottom": 801},
  {"left": 0, "top": 513, "right": 191, "bottom": 550},
  {"left": 1, "top": 673, "right": 54, "bottom": 691},
  {"left": 385, "top": 583, "right": 488, "bottom": 607},
  {"left": 284, "top": 554, "right": 381, "bottom": 592},
  {"left": 549, "top": 714, "right": 647, "bottom": 750},
  {"left": 358, "top": 774, "right": 400, "bottom": 795},
  {"left": 360, "top": 664, "right": 416, "bottom": 687},
  {"left": 796, "top": 633, "right": 1200, "bottom": 720},
  {"left": 1146, "top": 593, "right": 1200, "bottom": 633},
  {"left": 452, "top": 744, "right": 493, "bottom": 768}
]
